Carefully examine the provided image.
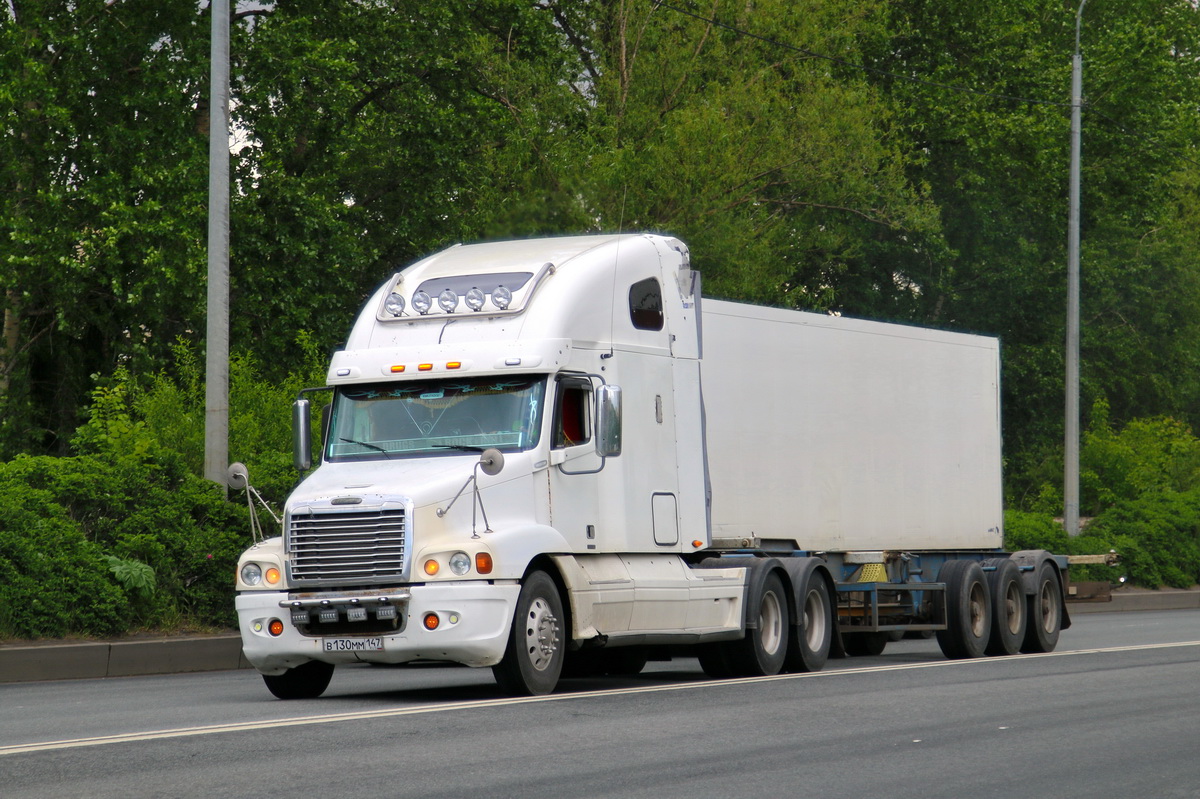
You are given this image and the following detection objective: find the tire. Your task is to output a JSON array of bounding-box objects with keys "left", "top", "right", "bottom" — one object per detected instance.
[
  {"left": 262, "top": 660, "right": 335, "bottom": 700},
  {"left": 843, "top": 631, "right": 889, "bottom": 657},
  {"left": 983, "top": 558, "right": 1027, "bottom": 656},
  {"left": 936, "top": 560, "right": 992, "bottom": 660},
  {"left": 493, "top": 571, "right": 566, "bottom": 695},
  {"left": 727, "top": 571, "right": 790, "bottom": 676},
  {"left": 784, "top": 570, "right": 832, "bottom": 672},
  {"left": 1021, "top": 559, "right": 1063, "bottom": 653}
]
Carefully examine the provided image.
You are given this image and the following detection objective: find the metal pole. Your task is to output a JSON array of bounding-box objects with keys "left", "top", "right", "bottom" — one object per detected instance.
[
  {"left": 1065, "top": 0, "right": 1088, "bottom": 536},
  {"left": 204, "top": 0, "right": 230, "bottom": 492}
]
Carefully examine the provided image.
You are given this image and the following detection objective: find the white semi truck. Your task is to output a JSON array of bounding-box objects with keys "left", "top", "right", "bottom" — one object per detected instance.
[{"left": 234, "top": 233, "right": 1069, "bottom": 698}]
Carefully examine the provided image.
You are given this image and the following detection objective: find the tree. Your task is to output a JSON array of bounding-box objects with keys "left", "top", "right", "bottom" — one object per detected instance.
[
  {"left": 875, "top": 0, "right": 1200, "bottom": 484},
  {"left": 1, "top": 1, "right": 212, "bottom": 456}
]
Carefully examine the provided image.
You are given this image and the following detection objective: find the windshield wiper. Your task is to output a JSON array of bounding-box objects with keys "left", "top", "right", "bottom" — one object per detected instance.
[
  {"left": 432, "top": 444, "right": 487, "bottom": 453},
  {"left": 340, "top": 437, "right": 393, "bottom": 458}
]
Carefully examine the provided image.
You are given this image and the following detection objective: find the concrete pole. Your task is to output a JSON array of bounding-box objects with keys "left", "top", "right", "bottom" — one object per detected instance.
[
  {"left": 204, "top": 0, "right": 230, "bottom": 493},
  {"left": 1065, "top": 0, "right": 1088, "bottom": 536}
]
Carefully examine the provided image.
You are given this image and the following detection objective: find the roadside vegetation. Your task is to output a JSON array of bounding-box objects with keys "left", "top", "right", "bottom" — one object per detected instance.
[{"left": 3, "top": 1, "right": 1199, "bottom": 638}]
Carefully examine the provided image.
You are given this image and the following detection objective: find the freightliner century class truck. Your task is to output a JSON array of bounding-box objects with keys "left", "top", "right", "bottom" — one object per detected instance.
[{"left": 234, "top": 233, "right": 1070, "bottom": 698}]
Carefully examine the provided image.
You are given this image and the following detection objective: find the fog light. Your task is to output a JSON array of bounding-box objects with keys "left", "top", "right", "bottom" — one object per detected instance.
[
  {"left": 449, "top": 551, "right": 471, "bottom": 576},
  {"left": 291, "top": 609, "right": 310, "bottom": 626},
  {"left": 423, "top": 613, "right": 440, "bottom": 630},
  {"left": 376, "top": 605, "right": 397, "bottom": 620},
  {"left": 268, "top": 619, "right": 285, "bottom": 636},
  {"left": 465, "top": 287, "right": 485, "bottom": 311},
  {"left": 241, "top": 563, "right": 263, "bottom": 586},
  {"left": 412, "top": 290, "right": 432, "bottom": 314},
  {"left": 492, "top": 286, "right": 512, "bottom": 310},
  {"left": 347, "top": 606, "right": 367, "bottom": 622},
  {"left": 319, "top": 608, "right": 339, "bottom": 624},
  {"left": 384, "top": 292, "right": 406, "bottom": 316},
  {"left": 438, "top": 289, "right": 458, "bottom": 313}
]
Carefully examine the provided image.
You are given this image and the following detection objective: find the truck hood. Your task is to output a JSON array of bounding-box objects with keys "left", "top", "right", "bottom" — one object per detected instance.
[{"left": 287, "top": 453, "right": 529, "bottom": 512}]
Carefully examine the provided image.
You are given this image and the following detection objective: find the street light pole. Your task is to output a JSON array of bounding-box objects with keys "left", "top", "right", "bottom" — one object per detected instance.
[
  {"left": 1065, "top": 0, "right": 1088, "bottom": 536},
  {"left": 205, "top": 0, "right": 231, "bottom": 493}
]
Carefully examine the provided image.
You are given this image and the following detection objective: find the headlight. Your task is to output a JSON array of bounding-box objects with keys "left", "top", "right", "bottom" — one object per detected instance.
[
  {"left": 438, "top": 289, "right": 458, "bottom": 313},
  {"left": 449, "top": 551, "right": 471, "bottom": 576},
  {"left": 412, "top": 290, "right": 432, "bottom": 314},
  {"left": 465, "top": 287, "right": 485, "bottom": 311},
  {"left": 384, "top": 292, "right": 406, "bottom": 316},
  {"left": 492, "top": 285, "right": 512, "bottom": 310},
  {"left": 241, "top": 563, "right": 263, "bottom": 586}
]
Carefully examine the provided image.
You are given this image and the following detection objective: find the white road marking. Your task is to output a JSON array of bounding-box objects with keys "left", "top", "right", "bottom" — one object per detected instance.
[{"left": 3, "top": 640, "right": 1198, "bottom": 756}]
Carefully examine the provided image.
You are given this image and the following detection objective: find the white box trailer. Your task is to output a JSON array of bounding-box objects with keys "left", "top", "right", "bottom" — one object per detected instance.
[
  {"left": 233, "top": 233, "right": 1069, "bottom": 698},
  {"left": 701, "top": 300, "right": 1004, "bottom": 553}
]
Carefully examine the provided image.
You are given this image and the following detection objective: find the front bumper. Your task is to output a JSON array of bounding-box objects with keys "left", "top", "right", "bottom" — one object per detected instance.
[{"left": 237, "top": 581, "right": 521, "bottom": 675}]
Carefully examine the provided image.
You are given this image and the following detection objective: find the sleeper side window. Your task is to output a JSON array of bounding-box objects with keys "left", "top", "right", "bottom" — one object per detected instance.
[
  {"left": 553, "top": 377, "right": 593, "bottom": 448},
  {"left": 629, "top": 278, "right": 664, "bottom": 331}
]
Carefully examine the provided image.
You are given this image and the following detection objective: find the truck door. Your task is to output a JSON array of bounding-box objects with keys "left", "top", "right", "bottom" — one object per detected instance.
[{"left": 547, "top": 375, "right": 604, "bottom": 551}]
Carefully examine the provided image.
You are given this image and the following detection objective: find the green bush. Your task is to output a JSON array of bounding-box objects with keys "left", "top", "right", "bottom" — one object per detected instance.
[{"left": 0, "top": 449, "right": 253, "bottom": 639}]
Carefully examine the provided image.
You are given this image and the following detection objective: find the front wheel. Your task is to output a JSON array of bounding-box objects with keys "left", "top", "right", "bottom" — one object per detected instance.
[
  {"left": 493, "top": 571, "right": 566, "bottom": 696},
  {"left": 262, "top": 660, "right": 335, "bottom": 700}
]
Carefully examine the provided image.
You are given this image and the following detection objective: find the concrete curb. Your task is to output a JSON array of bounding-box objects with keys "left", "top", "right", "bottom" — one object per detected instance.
[
  {"left": 0, "top": 635, "right": 250, "bottom": 684},
  {"left": 1, "top": 591, "right": 1196, "bottom": 684}
]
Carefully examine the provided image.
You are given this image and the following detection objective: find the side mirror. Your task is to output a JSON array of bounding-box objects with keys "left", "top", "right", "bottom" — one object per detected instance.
[
  {"left": 293, "top": 398, "right": 312, "bottom": 471},
  {"left": 595, "top": 384, "right": 622, "bottom": 457}
]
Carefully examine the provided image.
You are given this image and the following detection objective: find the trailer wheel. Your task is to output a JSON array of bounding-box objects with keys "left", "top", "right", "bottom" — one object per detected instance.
[
  {"left": 1021, "top": 559, "right": 1063, "bottom": 653},
  {"left": 262, "top": 660, "right": 335, "bottom": 700},
  {"left": 727, "top": 571, "right": 789, "bottom": 676},
  {"left": 936, "top": 560, "right": 991, "bottom": 659},
  {"left": 983, "top": 558, "right": 1026, "bottom": 656},
  {"left": 785, "top": 571, "right": 831, "bottom": 672},
  {"left": 842, "top": 631, "right": 889, "bottom": 657},
  {"left": 493, "top": 571, "right": 565, "bottom": 695}
]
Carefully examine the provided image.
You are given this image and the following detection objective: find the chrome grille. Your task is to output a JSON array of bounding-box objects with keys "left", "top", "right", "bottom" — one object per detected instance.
[{"left": 287, "top": 506, "right": 409, "bottom": 586}]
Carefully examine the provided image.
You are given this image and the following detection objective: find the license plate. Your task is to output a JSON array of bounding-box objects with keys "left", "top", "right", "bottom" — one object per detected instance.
[{"left": 322, "top": 637, "right": 384, "bottom": 653}]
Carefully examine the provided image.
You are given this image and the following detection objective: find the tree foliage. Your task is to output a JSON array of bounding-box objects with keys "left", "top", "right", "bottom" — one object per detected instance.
[{"left": 3, "top": 0, "right": 1200, "bottom": 600}]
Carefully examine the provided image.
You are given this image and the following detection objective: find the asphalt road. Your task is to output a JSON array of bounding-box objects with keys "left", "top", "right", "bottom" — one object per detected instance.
[{"left": 2, "top": 608, "right": 1199, "bottom": 799}]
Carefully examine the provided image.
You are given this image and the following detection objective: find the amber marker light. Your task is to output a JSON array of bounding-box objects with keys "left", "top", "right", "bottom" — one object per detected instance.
[
  {"left": 446, "top": 361, "right": 462, "bottom": 370},
  {"left": 423, "top": 613, "right": 440, "bottom": 631},
  {"left": 418, "top": 363, "right": 434, "bottom": 372},
  {"left": 268, "top": 619, "right": 285, "bottom": 636},
  {"left": 692, "top": 540, "right": 704, "bottom": 548},
  {"left": 390, "top": 365, "right": 406, "bottom": 373},
  {"left": 475, "top": 552, "right": 494, "bottom": 574},
  {"left": 265, "top": 567, "right": 281, "bottom": 585},
  {"left": 424, "top": 559, "right": 440, "bottom": 576}
]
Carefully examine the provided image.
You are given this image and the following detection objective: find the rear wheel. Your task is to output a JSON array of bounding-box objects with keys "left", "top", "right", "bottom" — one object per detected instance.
[
  {"left": 727, "top": 571, "right": 789, "bottom": 676},
  {"left": 1021, "top": 560, "right": 1063, "bottom": 653},
  {"left": 785, "top": 571, "right": 831, "bottom": 672},
  {"left": 983, "top": 558, "right": 1026, "bottom": 656},
  {"left": 262, "top": 660, "right": 335, "bottom": 700},
  {"left": 493, "top": 571, "right": 565, "bottom": 695},
  {"left": 936, "top": 560, "right": 991, "bottom": 659}
]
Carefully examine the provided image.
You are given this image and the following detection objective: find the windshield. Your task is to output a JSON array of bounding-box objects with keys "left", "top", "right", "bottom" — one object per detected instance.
[{"left": 325, "top": 376, "right": 545, "bottom": 461}]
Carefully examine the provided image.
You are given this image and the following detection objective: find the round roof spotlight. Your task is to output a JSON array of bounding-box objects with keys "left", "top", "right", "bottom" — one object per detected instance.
[
  {"left": 491, "top": 285, "right": 512, "bottom": 310},
  {"left": 465, "top": 287, "right": 485, "bottom": 312},
  {"left": 412, "top": 290, "right": 433, "bottom": 315},
  {"left": 438, "top": 289, "right": 459, "bottom": 313},
  {"left": 384, "top": 292, "right": 406, "bottom": 317}
]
